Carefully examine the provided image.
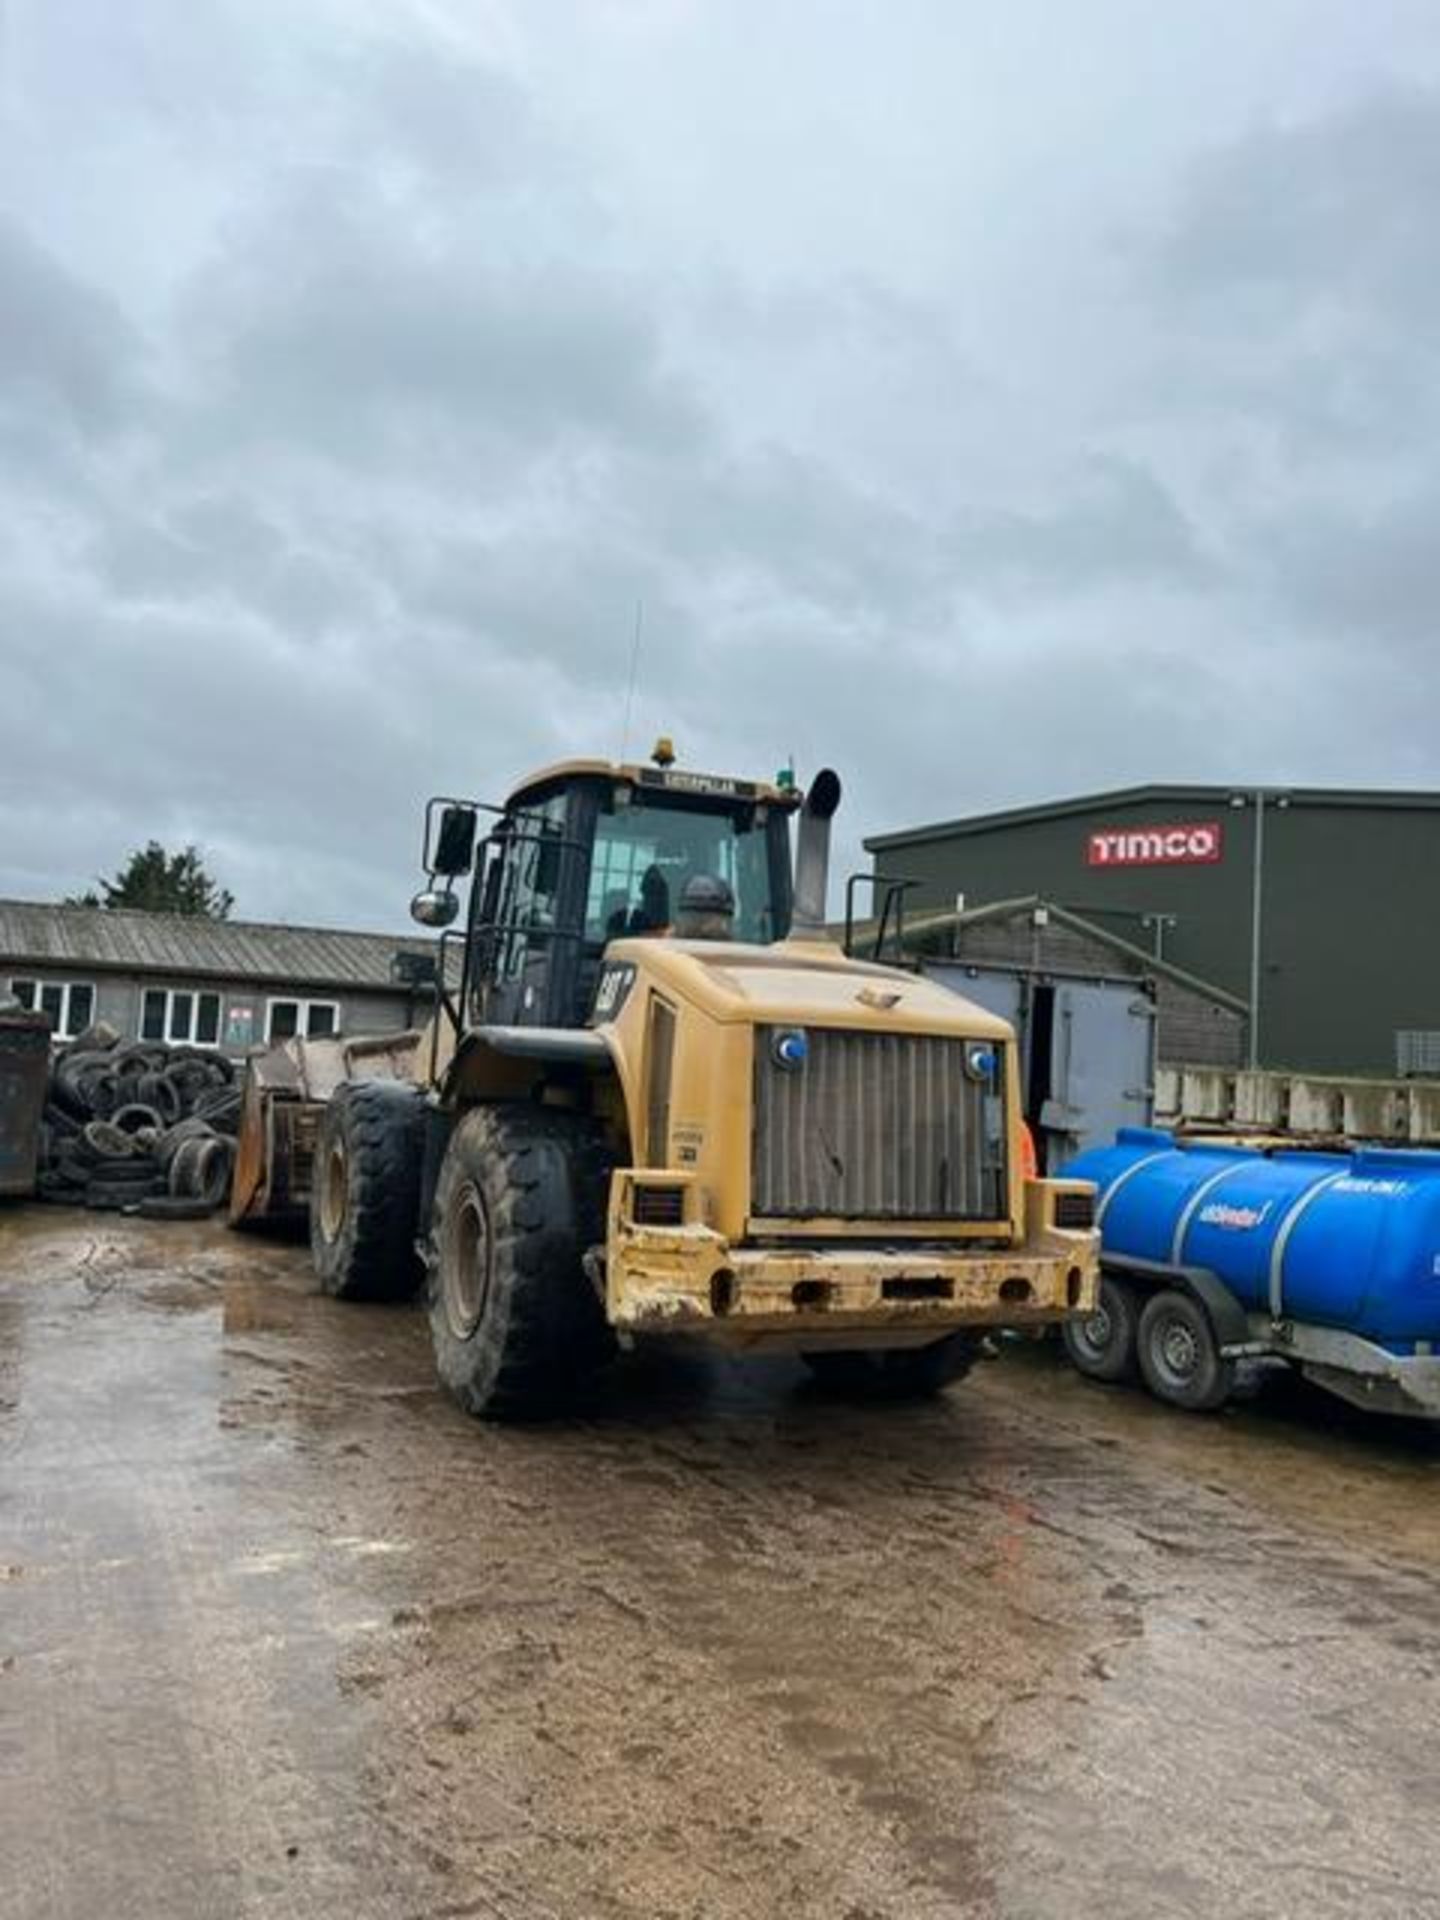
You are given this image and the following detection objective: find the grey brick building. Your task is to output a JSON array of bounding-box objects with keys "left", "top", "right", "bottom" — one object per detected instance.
[{"left": 0, "top": 900, "right": 445, "bottom": 1055}]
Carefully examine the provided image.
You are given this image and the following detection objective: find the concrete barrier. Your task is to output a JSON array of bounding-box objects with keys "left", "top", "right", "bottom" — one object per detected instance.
[{"left": 1157, "top": 1063, "right": 1440, "bottom": 1144}]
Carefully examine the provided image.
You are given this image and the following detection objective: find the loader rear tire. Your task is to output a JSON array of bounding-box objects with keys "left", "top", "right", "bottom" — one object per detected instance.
[
  {"left": 802, "top": 1333, "right": 980, "bottom": 1399},
  {"left": 427, "top": 1105, "right": 614, "bottom": 1421},
  {"left": 310, "top": 1081, "right": 426, "bottom": 1302}
]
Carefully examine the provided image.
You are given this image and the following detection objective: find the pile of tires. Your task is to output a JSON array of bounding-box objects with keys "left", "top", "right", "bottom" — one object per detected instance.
[{"left": 36, "top": 1024, "right": 242, "bottom": 1218}]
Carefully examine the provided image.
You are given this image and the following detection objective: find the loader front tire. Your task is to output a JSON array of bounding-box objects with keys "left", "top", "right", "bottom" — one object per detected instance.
[
  {"left": 427, "top": 1105, "right": 615, "bottom": 1421},
  {"left": 310, "top": 1081, "right": 426, "bottom": 1301}
]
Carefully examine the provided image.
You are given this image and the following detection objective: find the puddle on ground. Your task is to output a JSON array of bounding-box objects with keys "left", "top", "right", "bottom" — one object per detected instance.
[
  {"left": 139, "top": 1275, "right": 221, "bottom": 1313},
  {"left": 223, "top": 1272, "right": 304, "bottom": 1336}
]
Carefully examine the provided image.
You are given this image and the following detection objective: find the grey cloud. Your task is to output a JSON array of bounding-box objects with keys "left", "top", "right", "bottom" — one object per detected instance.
[
  {"left": 351, "top": 38, "right": 543, "bottom": 186},
  {"left": 0, "top": 218, "right": 145, "bottom": 431},
  {"left": 1111, "top": 85, "right": 1440, "bottom": 659},
  {"left": 1132, "top": 84, "right": 1440, "bottom": 462},
  {"left": 650, "top": 447, "right": 941, "bottom": 621},
  {"left": 1257, "top": 480, "right": 1440, "bottom": 646},
  {"left": 3, "top": 9, "right": 1440, "bottom": 929},
  {"left": 188, "top": 189, "right": 705, "bottom": 465},
  {"left": 1152, "top": 86, "right": 1440, "bottom": 322},
  {"left": 86, "top": 498, "right": 380, "bottom": 636},
  {"left": 948, "top": 457, "right": 1214, "bottom": 599}
]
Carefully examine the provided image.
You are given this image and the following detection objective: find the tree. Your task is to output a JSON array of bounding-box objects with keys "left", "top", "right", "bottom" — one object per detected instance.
[{"left": 67, "top": 843, "right": 235, "bottom": 919}]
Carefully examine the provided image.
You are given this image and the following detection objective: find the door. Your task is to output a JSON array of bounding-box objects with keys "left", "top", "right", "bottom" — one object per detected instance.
[
  {"left": 925, "top": 964, "right": 1024, "bottom": 1031},
  {"left": 477, "top": 787, "right": 585, "bottom": 1028},
  {"left": 1042, "top": 980, "right": 1155, "bottom": 1160}
]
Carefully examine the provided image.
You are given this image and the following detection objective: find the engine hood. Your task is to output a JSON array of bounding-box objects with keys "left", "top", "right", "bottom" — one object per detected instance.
[{"left": 604, "top": 934, "right": 1014, "bottom": 1041}]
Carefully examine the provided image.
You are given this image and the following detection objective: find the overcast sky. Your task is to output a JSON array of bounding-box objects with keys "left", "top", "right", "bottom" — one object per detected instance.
[{"left": 3, "top": 1, "right": 1439, "bottom": 929}]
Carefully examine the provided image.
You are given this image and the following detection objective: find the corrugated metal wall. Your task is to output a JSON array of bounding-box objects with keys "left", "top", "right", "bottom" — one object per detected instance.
[{"left": 874, "top": 795, "right": 1440, "bottom": 1072}]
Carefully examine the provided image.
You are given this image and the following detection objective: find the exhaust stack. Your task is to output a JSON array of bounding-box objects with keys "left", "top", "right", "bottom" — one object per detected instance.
[{"left": 790, "top": 768, "right": 842, "bottom": 938}]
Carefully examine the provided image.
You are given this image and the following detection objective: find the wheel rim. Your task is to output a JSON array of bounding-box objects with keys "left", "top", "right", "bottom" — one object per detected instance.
[
  {"left": 319, "top": 1140, "right": 347, "bottom": 1242},
  {"left": 1152, "top": 1313, "right": 1199, "bottom": 1386},
  {"left": 442, "top": 1180, "right": 490, "bottom": 1341},
  {"left": 1075, "top": 1300, "right": 1113, "bottom": 1359}
]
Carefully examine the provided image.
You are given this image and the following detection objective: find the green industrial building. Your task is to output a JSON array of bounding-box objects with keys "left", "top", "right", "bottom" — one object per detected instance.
[{"left": 867, "top": 785, "right": 1440, "bottom": 1076}]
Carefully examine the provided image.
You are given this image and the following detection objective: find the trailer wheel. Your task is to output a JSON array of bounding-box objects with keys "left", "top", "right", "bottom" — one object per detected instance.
[
  {"left": 1062, "top": 1273, "right": 1140, "bottom": 1383},
  {"left": 1137, "top": 1288, "right": 1234, "bottom": 1413},
  {"left": 310, "top": 1081, "right": 426, "bottom": 1302},
  {"left": 801, "top": 1333, "right": 980, "bottom": 1398},
  {"left": 427, "top": 1105, "right": 615, "bottom": 1421}
]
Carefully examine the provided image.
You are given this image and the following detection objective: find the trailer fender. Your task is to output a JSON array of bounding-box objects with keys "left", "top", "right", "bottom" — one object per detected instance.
[{"left": 1102, "top": 1251, "right": 1250, "bottom": 1351}]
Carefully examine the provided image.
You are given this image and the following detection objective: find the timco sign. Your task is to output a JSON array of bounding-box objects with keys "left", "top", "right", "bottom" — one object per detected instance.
[{"left": 1086, "top": 821, "right": 1223, "bottom": 868}]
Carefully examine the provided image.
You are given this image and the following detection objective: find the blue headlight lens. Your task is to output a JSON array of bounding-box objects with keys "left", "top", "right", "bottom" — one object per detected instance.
[
  {"left": 773, "top": 1028, "right": 809, "bottom": 1069},
  {"left": 965, "top": 1043, "right": 997, "bottom": 1081}
]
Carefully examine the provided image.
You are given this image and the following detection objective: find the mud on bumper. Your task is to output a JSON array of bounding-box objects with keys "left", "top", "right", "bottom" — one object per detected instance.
[{"left": 605, "top": 1175, "right": 1099, "bottom": 1343}]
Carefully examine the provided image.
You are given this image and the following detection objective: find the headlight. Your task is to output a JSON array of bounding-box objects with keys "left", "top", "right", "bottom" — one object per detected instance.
[{"left": 772, "top": 1028, "right": 808, "bottom": 1069}]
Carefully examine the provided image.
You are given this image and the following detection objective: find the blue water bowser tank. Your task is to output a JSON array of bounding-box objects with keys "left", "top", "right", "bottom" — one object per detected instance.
[{"left": 1064, "top": 1127, "right": 1440, "bottom": 1352}]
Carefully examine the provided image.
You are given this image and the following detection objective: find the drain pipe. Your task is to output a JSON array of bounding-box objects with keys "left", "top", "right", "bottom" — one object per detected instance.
[{"left": 790, "top": 768, "right": 842, "bottom": 938}]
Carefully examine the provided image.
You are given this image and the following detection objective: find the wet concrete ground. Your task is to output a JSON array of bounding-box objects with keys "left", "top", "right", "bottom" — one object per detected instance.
[{"left": 2, "top": 1209, "right": 1438, "bottom": 1920}]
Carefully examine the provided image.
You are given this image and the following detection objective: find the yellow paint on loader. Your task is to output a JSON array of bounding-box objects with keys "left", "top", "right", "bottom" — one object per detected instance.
[{"left": 250, "top": 747, "right": 1099, "bottom": 1412}]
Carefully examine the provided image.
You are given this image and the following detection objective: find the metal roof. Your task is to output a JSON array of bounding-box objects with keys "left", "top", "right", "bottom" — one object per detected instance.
[
  {"left": 865, "top": 783, "right": 1440, "bottom": 853},
  {"left": 844, "top": 892, "right": 1249, "bottom": 1015},
  {"left": 508, "top": 758, "right": 801, "bottom": 810},
  {"left": 0, "top": 898, "right": 451, "bottom": 993}
]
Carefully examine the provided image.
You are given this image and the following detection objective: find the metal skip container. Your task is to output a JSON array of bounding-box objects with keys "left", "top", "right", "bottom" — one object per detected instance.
[
  {"left": 1068, "top": 1126, "right": 1440, "bottom": 1415},
  {"left": 0, "top": 1007, "right": 51, "bottom": 1198}
]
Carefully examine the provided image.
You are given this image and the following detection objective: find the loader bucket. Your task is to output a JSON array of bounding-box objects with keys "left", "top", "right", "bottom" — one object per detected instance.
[{"left": 228, "top": 1029, "right": 425, "bottom": 1228}]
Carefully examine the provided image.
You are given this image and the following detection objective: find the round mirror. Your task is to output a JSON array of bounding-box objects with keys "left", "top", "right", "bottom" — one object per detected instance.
[{"left": 410, "top": 887, "right": 459, "bottom": 929}]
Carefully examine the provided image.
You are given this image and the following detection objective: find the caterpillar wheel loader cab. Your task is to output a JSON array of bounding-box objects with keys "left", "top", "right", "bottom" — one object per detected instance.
[{"left": 309, "top": 745, "right": 1100, "bottom": 1420}]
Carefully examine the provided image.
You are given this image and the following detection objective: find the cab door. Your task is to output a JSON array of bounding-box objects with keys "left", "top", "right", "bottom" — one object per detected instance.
[{"left": 476, "top": 786, "right": 588, "bottom": 1029}]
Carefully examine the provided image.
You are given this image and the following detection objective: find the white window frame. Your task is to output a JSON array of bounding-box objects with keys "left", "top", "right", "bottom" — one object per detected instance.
[
  {"left": 140, "top": 987, "right": 223, "bottom": 1047},
  {"left": 9, "top": 977, "right": 97, "bottom": 1039},
  {"left": 265, "top": 997, "right": 341, "bottom": 1043}
]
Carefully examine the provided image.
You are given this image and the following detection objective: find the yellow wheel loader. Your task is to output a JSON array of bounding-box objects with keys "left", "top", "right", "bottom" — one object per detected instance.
[{"left": 281, "top": 748, "right": 1098, "bottom": 1418}]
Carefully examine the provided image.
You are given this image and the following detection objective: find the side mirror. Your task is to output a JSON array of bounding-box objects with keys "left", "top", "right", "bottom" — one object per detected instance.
[
  {"left": 432, "top": 804, "right": 478, "bottom": 877},
  {"left": 410, "top": 888, "right": 459, "bottom": 929}
]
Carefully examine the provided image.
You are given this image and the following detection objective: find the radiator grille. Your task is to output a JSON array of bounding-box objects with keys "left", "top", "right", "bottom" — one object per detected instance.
[
  {"left": 752, "top": 1028, "right": 1006, "bottom": 1221},
  {"left": 633, "top": 1183, "right": 685, "bottom": 1227},
  {"left": 1053, "top": 1189, "right": 1095, "bottom": 1229}
]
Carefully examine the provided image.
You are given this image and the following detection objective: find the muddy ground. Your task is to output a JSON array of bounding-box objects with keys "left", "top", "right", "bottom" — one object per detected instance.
[{"left": 2, "top": 1209, "right": 1438, "bottom": 1920}]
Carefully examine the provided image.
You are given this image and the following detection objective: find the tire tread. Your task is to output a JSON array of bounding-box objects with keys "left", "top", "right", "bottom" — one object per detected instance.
[
  {"left": 310, "top": 1081, "right": 427, "bottom": 1301},
  {"left": 428, "top": 1105, "right": 613, "bottom": 1420}
]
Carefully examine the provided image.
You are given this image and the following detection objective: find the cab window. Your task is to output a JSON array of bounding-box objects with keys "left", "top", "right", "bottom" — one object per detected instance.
[
  {"left": 494, "top": 790, "right": 569, "bottom": 979},
  {"left": 585, "top": 793, "right": 778, "bottom": 945}
]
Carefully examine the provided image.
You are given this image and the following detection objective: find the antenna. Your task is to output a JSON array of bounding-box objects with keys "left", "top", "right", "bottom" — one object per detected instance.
[{"left": 620, "top": 598, "right": 644, "bottom": 762}]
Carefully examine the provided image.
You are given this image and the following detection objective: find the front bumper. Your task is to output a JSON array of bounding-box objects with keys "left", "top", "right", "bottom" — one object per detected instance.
[{"left": 605, "top": 1178, "right": 1098, "bottom": 1349}]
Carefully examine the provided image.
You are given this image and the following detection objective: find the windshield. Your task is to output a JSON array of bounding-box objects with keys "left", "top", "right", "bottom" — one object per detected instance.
[{"left": 585, "top": 791, "right": 783, "bottom": 945}]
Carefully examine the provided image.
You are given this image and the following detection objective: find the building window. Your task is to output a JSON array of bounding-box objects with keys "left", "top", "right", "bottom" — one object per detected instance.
[
  {"left": 266, "top": 998, "right": 340, "bottom": 1042},
  {"left": 141, "top": 987, "right": 223, "bottom": 1046},
  {"left": 196, "top": 994, "right": 221, "bottom": 1045},
  {"left": 9, "top": 978, "right": 96, "bottom": 1039}
]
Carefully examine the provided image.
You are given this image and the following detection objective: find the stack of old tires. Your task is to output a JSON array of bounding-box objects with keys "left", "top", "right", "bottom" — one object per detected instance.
[{"left": 36, "top": 1025, "right": 242, "bottom": 1219}]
